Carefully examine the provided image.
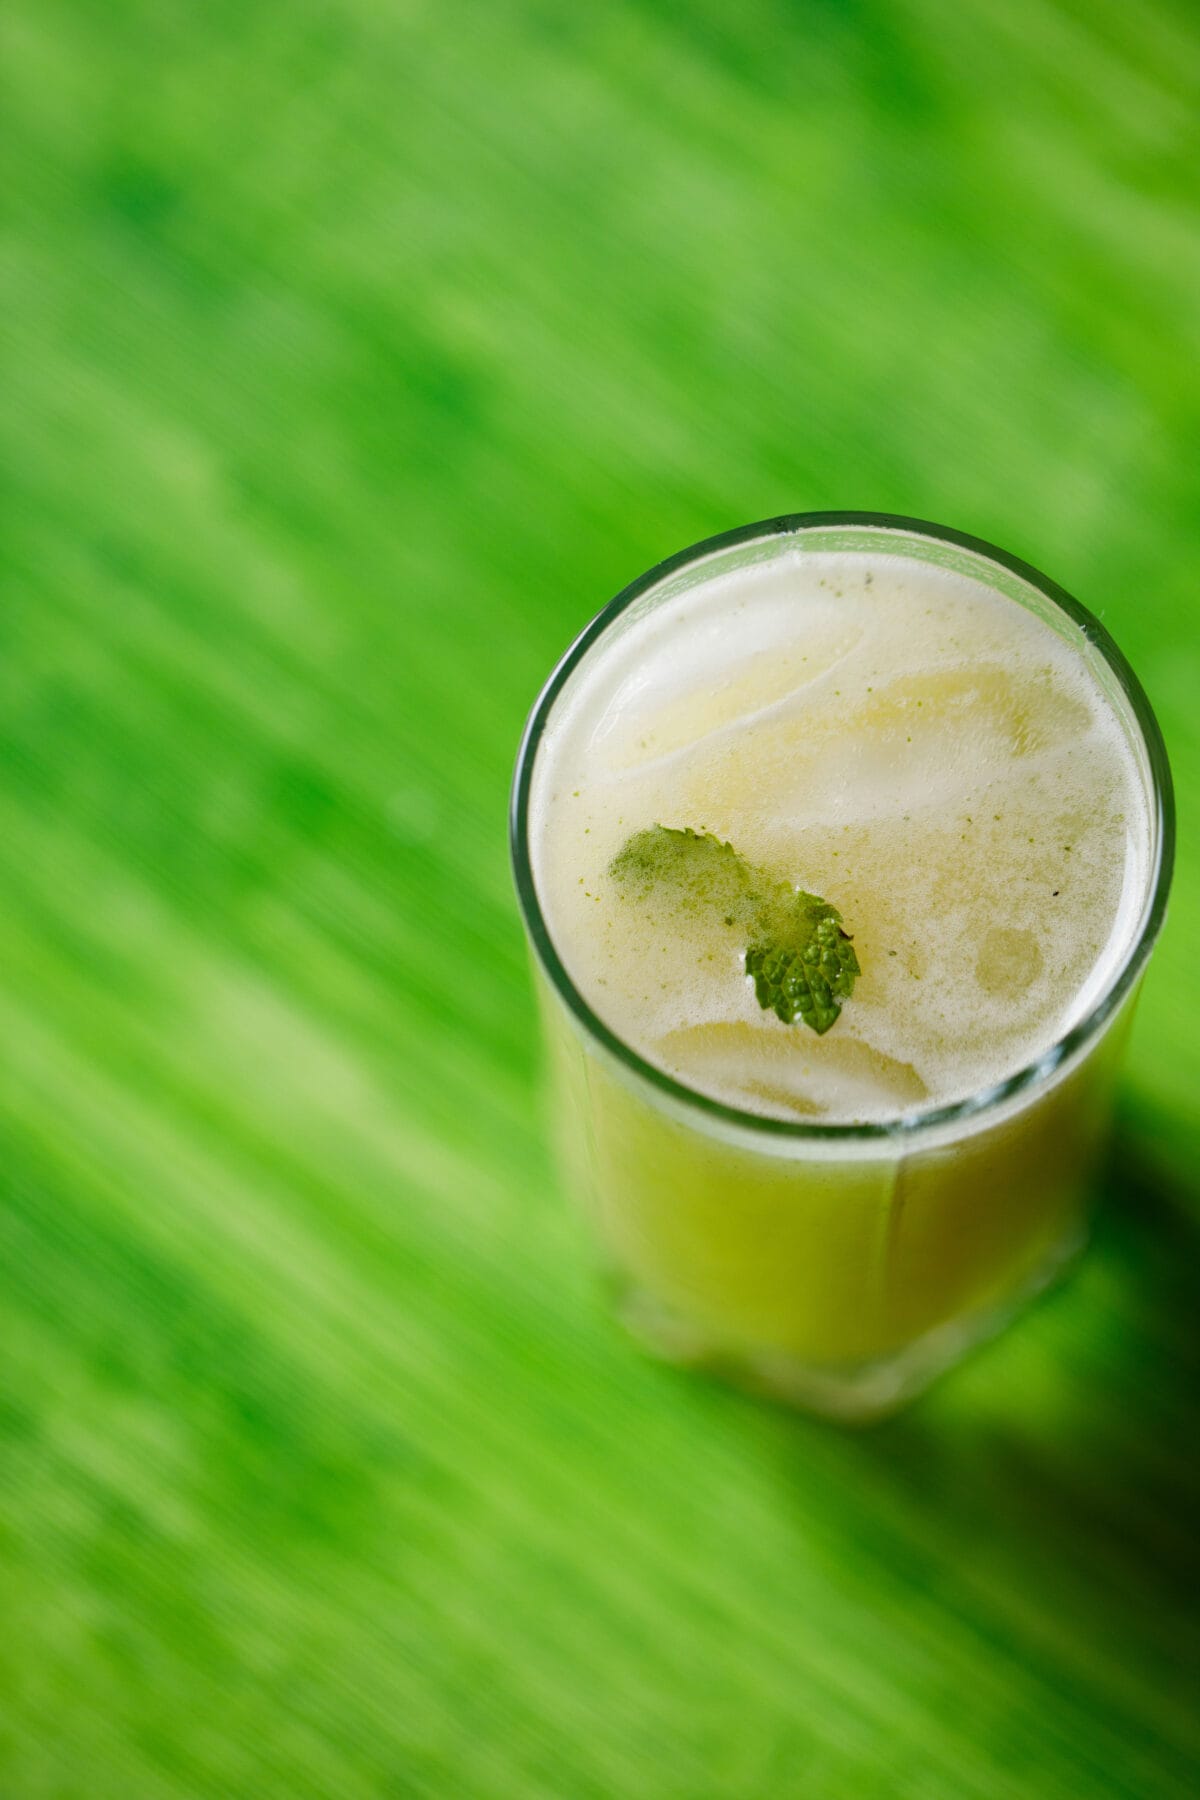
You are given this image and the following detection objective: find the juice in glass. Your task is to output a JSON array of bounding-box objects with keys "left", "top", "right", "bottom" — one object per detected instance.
[{"left": 511, "top": 516, "right": 1173, "bottom": 1418}]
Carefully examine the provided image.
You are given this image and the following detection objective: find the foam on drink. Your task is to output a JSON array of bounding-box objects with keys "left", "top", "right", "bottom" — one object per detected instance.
[{"left": 529, "top": 549, "right": 1152, "bottom": 1123}]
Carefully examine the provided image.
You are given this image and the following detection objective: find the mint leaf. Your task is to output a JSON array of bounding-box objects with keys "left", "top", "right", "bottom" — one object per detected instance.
[
  {"left": 609, "top": 825, "right": 860, "bottom": 1034},
  {"left": 745, "top": 895, "right": 860, "bottom": 1034},
  {"left": 608, "top": 826, "right": 765, "bottom": 928}
]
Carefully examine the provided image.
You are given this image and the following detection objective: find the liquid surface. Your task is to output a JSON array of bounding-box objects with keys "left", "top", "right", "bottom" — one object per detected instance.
[{"left": 530, "top": 547, "right": 1152, "bottom": 1122}]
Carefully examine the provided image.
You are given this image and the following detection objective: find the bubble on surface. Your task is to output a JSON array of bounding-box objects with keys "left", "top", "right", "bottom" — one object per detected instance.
[{"left": 975, "top": 926, "right": 1045, "bottom": 997}]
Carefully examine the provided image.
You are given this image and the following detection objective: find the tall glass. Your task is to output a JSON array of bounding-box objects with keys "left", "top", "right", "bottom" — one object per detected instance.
[{"left": 510, "top": 516, "right": 1174, "bottom": 1419}]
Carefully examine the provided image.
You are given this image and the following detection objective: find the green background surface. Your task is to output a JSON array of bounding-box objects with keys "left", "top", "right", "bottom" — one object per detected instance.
[{"left": 3, "top": 2, "right": 1199, "bottom": 1795}]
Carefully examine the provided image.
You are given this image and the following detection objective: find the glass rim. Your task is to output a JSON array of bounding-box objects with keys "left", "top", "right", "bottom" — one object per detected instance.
[{"left": 510, "top": 512, "right": 1176, "bottom": 1144}]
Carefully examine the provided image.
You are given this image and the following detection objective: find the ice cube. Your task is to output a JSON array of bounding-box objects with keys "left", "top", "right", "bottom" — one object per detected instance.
[
  {"left": 588, "top": 621, "right": 863, "bottom": 776},
  {"left": 656, "top": 1020, "right": 929, "bottom": 1121},
  {"left": 684, "top": 662, "right": 1096, "bottom": 828}
]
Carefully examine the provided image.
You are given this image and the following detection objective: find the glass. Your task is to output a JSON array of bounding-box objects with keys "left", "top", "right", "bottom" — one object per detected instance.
[{"left": 510, "top": 515, "right": 1174, "bottom": 1420}]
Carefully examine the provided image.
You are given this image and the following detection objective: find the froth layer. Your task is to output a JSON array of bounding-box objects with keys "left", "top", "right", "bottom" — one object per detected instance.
[{"left": 530, "top": 547, "right": 1152, "bottom": 1123}]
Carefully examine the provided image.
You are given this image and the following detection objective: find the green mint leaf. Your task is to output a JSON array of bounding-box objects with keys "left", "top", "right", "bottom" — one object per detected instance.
[
  {"left": 745, "top": 895, "right": 860, "bottom": 1034},
  {"left": 609, "top": 825, "right": 860, "bottom": 1034},
  {"left": 608, "top": 825, "right": 766, "bottom": 929}
]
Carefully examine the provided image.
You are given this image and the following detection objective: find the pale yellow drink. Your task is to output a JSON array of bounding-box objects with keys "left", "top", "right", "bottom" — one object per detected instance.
[{"left": 513, "top": 520, "right": 1171, "bottom": 1416}]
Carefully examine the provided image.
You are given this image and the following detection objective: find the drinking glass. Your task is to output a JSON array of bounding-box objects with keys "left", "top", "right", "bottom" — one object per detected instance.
[{"left": 510, "top": 516, "right": 1174, "bottom": 1419}]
